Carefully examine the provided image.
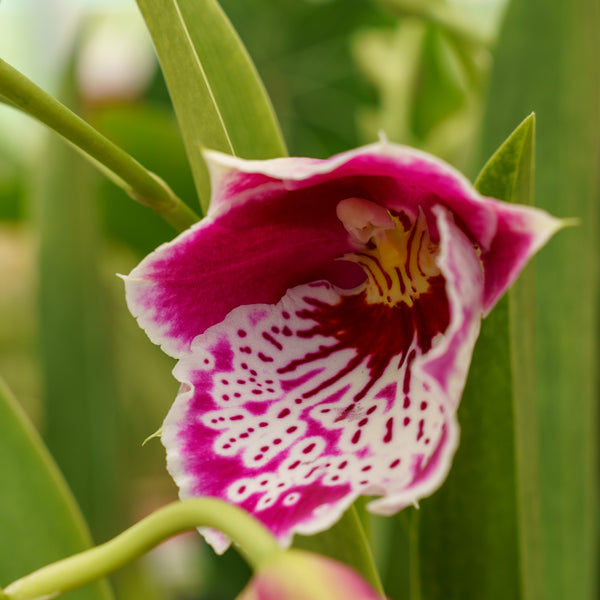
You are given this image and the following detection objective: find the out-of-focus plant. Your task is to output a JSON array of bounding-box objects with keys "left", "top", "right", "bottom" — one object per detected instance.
[{"left": 354, "top": 0, "right": 509, "bottom": 171}]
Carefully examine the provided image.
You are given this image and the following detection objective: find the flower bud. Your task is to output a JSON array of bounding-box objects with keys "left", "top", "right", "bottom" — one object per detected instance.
[{"left": 237, "top": 550, "right": 385, "bottom": 600}]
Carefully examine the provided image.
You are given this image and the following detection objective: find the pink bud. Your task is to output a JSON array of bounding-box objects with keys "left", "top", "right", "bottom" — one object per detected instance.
[{"left": 237, "top": 550, "right": 385, "bottom": 600}]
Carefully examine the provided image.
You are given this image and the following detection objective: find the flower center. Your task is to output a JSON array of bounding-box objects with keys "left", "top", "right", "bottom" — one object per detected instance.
[{"left": 337, "top": 198, "right": 441, "bottom": 307}]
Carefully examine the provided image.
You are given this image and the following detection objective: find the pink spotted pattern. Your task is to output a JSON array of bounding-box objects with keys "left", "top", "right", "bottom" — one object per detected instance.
[{"left": 165, "top": 283, "right": 447, "bottom": 547}]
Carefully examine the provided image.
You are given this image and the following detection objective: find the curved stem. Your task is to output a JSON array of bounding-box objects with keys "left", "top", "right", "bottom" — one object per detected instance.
[
  {"left": 2, "top": 499, "right": 281, "bottom": 600},
  {"left": 0, "top": 58, "right": 199, "bottom": 231}
]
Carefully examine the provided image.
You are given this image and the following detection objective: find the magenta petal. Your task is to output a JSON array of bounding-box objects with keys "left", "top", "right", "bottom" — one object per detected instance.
[
  {"left": 477, "top": 198, "right": 563, "bottom": 313},
  {"left": 205, "top": 143, "right": 499, "bottom": 251},
  {"left": 124, "top": 165, "right": 366, "bottom": 358},
  {"left": 124, "top": 196, "right": 361, "bottom": 358}
]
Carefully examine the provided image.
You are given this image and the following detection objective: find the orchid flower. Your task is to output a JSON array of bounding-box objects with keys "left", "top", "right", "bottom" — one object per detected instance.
[{"left": 124, "top": 141, "right": 561, "bottom": 552}]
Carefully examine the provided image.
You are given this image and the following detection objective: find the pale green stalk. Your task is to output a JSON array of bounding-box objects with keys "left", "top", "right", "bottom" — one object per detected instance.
[
  {"left": 0, "top": 499, "right": 281, "bottom": 600},
  {"left": 0, "top": 58, "right": 199, "bottom": 231}
]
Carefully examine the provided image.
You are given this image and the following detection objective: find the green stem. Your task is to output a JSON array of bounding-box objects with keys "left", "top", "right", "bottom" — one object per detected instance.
[
  {"left": 0, "top": 58, "right": 199, "bottom": 231},
  {"left": 2, "top": 499, "right": 281, "bottom": 600}
]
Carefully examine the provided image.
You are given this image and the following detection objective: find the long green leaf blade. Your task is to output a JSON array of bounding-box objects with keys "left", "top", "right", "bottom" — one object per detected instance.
[
  {"left": 136, "top": 0, "right": 287, "bottom": 212},
  {"left": 0, "top": 377, "right": 112, "bottom": 600},
  {"left": 476, "top": 114, "right": 543, "bottom": 600},
  {"left": 37, "top": 129, "right": 122, "bottom": 543},
  {"left": 479, "top": 3, "right": 599, "bottom": 598},
  {"left": 417, "top": 115, "right": 538, "bottom": 600}
]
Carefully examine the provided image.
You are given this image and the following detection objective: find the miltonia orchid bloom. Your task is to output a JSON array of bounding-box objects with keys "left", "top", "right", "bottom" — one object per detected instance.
[{"left": 124, "top": 141, "right": 561, "bottom": 552}]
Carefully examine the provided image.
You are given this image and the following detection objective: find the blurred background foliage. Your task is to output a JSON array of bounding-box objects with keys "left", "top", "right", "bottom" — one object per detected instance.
[{"left": 0, "top": 1, "right": 597, "bottom": 599}]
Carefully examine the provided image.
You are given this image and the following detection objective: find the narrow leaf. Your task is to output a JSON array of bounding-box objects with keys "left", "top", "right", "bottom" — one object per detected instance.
[
  {"left": 479, "top": 2, "right": 600, "bottom": 597},
  {"left": 417, "top": 115, "right": 538, "bottom": 600},
  {"left": 475, "top": 113, "right": 535, "bottom": 199},
  {"left": 0, "top": 377, "right": 112, "bottom": 600},
  {"left": 136, "top": 0, "right": 287, "bottom": 212},
  {"left": 477, "top": 113, "right": 543, "bottom": 599},
  {"left": 37, "top": 124, "right": 121, "bottom": 542}
]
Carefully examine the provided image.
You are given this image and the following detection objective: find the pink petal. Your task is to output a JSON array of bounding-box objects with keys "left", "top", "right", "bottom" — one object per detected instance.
[
  {"left": 478, "top": 198, "right": 564, "bottom": 314},
  {"left": 124, "top": 167, "right": 365, "bottom": 358},
  {"left": 161, "top": 207, "right": 483, "bottom": 550},
  {"left": 205, "top": 143, "right": 499, "bottom": 250}
]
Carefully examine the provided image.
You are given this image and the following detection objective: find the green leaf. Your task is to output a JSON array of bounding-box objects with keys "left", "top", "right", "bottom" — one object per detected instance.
[
  {"left": 371, "top": 509, "right": 417, "bottom": 600},
  {"left": 477, "top": 114, "right": 543, "bottom": 600},
  {"left": 416, "top": 115, "right": 537, "bottom": 600},
  {"left": 136, "top": 0, "right": 287, "bottom": 212},
  {"left": 37, "top": 110, "right": 122, "bottom": 541},
  {"left": 39, "top": 157, "right": 120, "bottom": 540},
  {"left": 220, "top": 0, "right": 391, "bottom": 158},
  {"left": 0, "top": 377, "right": 112, "bottom": 600},
  {"left": 411, "top": 27, "right": 468, "bottom": 141},
  {"left": 480, "top": 2, "right": 599, "bottom": 597},
  {"left": 475, "top": 113, "right": 535, "bottom": 200}
]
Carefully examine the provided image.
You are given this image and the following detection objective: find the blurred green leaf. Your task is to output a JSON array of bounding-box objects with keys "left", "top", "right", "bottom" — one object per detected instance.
[
  {"left": 353, "top": 15, "right": 488, "bottom": 171},
  {"left": 480, "top": 2, "right": 600, "bottom": 598},
  {"left": 0, "top": 377, "right": 112, "bottom": 600},
  {"left": 219, "top": 0, "right": 389, "bottom": 158},
  {"left": 370, "top": 508, "right": 415, "bottom": 600},
  {"left": 0, "top": 151, "right": 25, "bottom": 221},
  {"left": 353, "top": 21, "right": 425, "bottom": 149},
  {"left": 415, "top": 115, "right": 538, "bottom": 600},
  {"left": 38, "top": 126, "right": 121, "bottom": 542},
  {"left": 379, "top": 0, "right": 498, "bottom": 47},
  {"left": 476, "top": 114, "right": 543, "bottom": 600},
  {"left": 136, "top": 0, "right": 287, "bottom": 212},
  {"left": 411, "top": 27, "right": 467, "bottom": 140}
]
